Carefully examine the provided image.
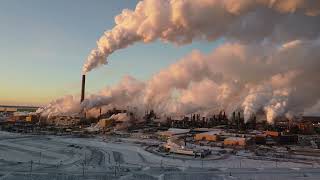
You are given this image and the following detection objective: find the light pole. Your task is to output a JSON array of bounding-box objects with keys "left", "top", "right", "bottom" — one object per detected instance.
[
  {"left": 30, "top": 160, "right": 33, "bottom": 174},
  {"left": 82, "top": 161, "right": 85, "bottom": 177},
  {"left": 39, "top": 152, "right": 42, "bottom": 165},
  {"left": 114, "top": 163, "right": 117, "bottom": 177},
  {"left": 84, "top": 152, "right": 87, "bottom": 166}
]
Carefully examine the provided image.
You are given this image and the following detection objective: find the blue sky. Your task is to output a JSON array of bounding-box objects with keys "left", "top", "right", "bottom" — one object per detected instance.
[{"left": 0, "top": 0, "right": 221, "bottom": 106}]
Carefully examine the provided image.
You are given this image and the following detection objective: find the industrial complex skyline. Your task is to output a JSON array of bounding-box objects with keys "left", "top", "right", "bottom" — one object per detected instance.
[{"left": 0, "top": 1, "right": 320, "bottom": 179}]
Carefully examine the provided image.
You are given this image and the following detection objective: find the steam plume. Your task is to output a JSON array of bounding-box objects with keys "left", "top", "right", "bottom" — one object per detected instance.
[
  {"left": 41, "top": 0, "right": 320, "bottom": 124},
  {"left": 82, "top": 0, "right": 320, "bottom": 74},
  {"left": 43, "top": 38, "right": 320, "bottom": 123}
]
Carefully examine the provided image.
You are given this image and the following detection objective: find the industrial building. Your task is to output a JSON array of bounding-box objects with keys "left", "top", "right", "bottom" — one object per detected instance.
[
  {"left": 158, "top": 128, "right": 190, "bottom": 139},
  {"left": 95, "top": 118, "right": 114, "bottom": 129},
  {"left": 0, "top": 105, "right": 38, "bottom": 113},
  {"left": 264, "top": 130, "right": 279, "bottom": 137},
  {"left": 224, "top": 137, "right": 248, "bottom": 147},
  {"left": 46, "top": 115, "right": 80, "bottom": 126},
  {"left": 194, "top": 129, "right": 223, "bottom": 141}
]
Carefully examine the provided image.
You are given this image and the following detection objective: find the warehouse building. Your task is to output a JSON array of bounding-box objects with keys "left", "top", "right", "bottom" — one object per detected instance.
[
  {"left": 0, "top": 107, "right": 17, "bottom": 114},
  {"left": 0, "top": 105, "right": 38, "bottom": 113},
  {"left": 194, "top": 129, "right": 223, "bottom": 141},
  {"left": 95, "top": 118, "right": 114, "bottom": 129},
  {"left": 158, "top": 128, "right": 190, "bottom": 139},
  {"left": 264, "top": 131, "right": 279, "bottom": 137},
  {"left": 224, "top": 137, "right": 249, "bottom": 147}
]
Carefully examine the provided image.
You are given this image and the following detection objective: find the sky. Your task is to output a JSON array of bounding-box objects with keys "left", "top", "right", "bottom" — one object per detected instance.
[{"left": 0, "top": 0, "right": 222, "bottom": 106}]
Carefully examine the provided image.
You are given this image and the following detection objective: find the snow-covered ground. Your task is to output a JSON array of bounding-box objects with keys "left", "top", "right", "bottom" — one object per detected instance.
[{"left": 0, "top": 131, "right": 319, "bottom": 180}]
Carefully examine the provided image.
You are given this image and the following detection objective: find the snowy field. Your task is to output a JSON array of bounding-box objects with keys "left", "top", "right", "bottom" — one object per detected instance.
[{"left": 0, "top": 131, "right": 319, "bottom": 180}]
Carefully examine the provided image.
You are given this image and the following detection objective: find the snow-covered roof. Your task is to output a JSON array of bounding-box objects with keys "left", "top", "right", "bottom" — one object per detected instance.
[
  {"left": 224, "top": 137, "right": 246, "bottom": 141},
  {"left": 167, "top": 128, "right": 190, "bottom": 134},
  {"left": 197, "top": 129, "right": 224, "bottom": 136},
  {"left": 159, "top": 128, "right": 190, "bottom": 136},
  {"left": 193, "top": 128, "right": 211, "bottom": 132},
  {"left": 13, "top": 112, "right": 30, "bottom": 116}
]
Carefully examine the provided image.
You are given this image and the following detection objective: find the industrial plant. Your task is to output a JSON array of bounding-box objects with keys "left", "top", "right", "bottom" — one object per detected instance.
[
  {"left": 1, "top": 0, "right": 320, "bottom": 179},
  {"left": 1, "top": 79, "right": 320, "bottom": 159},
  {"left": 1, "top": 89, "right": 320, "bottom": 179}
]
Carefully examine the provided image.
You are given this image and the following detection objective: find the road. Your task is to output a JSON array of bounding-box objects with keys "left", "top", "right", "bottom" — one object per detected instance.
[{"left": 0, "top": 132, "right": 319, "bottom": 180}]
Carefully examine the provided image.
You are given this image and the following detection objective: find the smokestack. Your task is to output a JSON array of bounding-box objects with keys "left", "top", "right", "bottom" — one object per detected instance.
[{"left": 81, "top": 75, "right": 86, "bottom": 103}]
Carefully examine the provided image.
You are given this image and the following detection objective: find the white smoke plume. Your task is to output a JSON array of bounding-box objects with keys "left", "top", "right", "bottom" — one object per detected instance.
[
  {"left": 40, "top": 0, "right": 320, "bottom": 124},
  {"left": 82, "top": 0, "right": 320, "bottom": 74},
  {"left": 81, "top": 76, "right": 145, "bottom": 111},
  {"left": 42, "top": 38, "right": 320, "bottom": 123},
  {"left": 37, "top": 76, "right": 144, "bottom": 118},
  {"left": 36, "top": 95, "right": 81, "bottom": 118}
]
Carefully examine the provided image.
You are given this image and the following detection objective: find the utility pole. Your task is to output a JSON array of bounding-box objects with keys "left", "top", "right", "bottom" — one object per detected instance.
[
  {"left": 118, "top": 161, "right": 121, "bottom": 176},
  {"left": 39, "top": 152, "right": 42, "bottom": 165},
  {"left": 30, "top": 160, "right": 33, "bottom": 174},
  {"left": 85, "top": 152, "right": 87, "bottom": 166},
  {"left": 82, "top": 161, "right": 85, "bottom": 177},
  {"left": 82, "top": 150, "right": 86, "bottom": 177},
  {"left": 103, "top": 155, "right": 105, "bottom": 167}
]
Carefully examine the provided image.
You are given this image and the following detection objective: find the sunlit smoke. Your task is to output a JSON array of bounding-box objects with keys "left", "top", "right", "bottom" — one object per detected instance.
[
  {"left": 82, "top": 0, "right": 320, "bottom": 74},
  {"left": 41, "top": 0, "right": 320, "bottom": 124}
]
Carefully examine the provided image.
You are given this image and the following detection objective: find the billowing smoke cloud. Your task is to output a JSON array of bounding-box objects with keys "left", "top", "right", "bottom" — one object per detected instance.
[
  {"left": 42, "top": 38, "right": 320, "bottom": 123},
  {"left": 36, "top": 95, "right": 81, "bottom": 118},
  {"left": 41, "top": 0, "right": 320, "bottom": 124},
  {"left": 81, "top": 76, "right": 144, "bottom": 110},
  {"left": 144, "top": 39, "right": 320, "bottom": 122},
  {"left": 37, "top": 76, "right": 144, "bottom": 118},
  {"left": 82, "top": 0, "right": 320, "bottom": 74}
]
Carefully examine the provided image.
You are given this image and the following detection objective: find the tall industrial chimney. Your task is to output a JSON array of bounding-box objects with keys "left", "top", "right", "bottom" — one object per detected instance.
[{"left": 80, "top": 75, "right": 86, "bottom": 103}]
